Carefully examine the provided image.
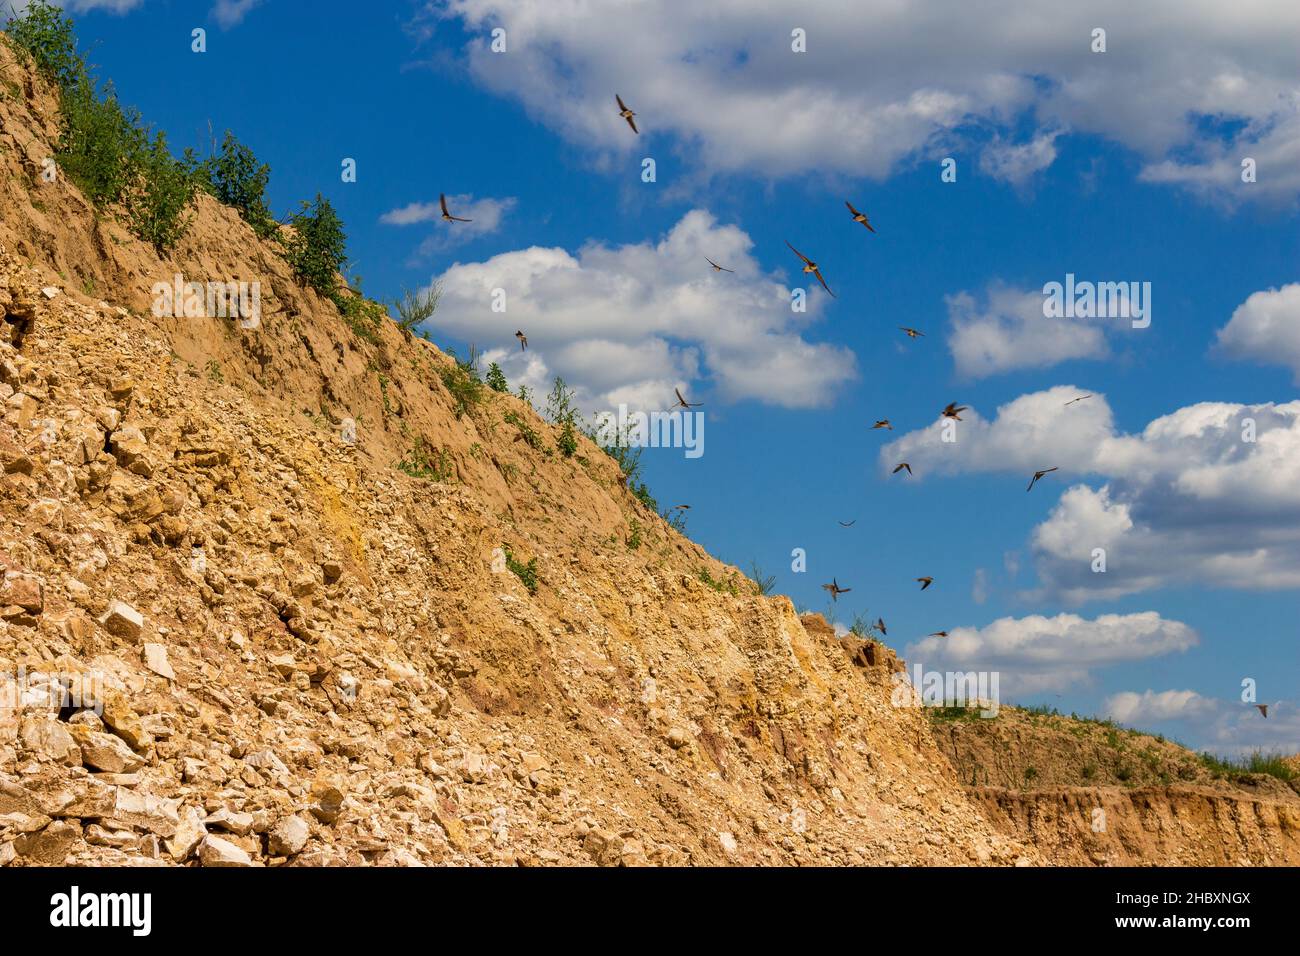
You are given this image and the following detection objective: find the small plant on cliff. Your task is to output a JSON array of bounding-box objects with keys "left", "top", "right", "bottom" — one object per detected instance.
[
  {"left": 748, "top": 561, "right": 777, "bottom": 596},
  {"left": 334, "top": 277, "right": 385, "bottom": 344},
  {"left": 396, "top": 438, "right": 454, "bottom": 482},
  {"left": 503, "top": 410, "right": 543, "bottom": 450},
  {"left": 486, "top": 362, "right": 509, "bottom": 393},
  {"left": 54, "top": 75, "right": 144, "bottom": 208},
  {"left": 126, "top": 130, "right": 198, "bottom": 254},
  {"left": 848, "top": 612, "right": 882, "bottom": 640},
  {"left": 697, "top": 567, "right": 740, "bottom": 596},
  {"left": 6, "top": 0, "right": 81, "bottom": 89},
  {"left": 285, "top": 193, "right": 347, "bottom": 297},
  {"left": 203, "top": 131, "right": 276, "bottom": 238},
  {"left": 502, "top": 544, "right": 538, "bottom": 594},
  {"left": 545, "top": 377, "right": 580, "bottom": 458},
  {"left": 662, "top": 504, "right": 688, "bottom": 533},
  {"left": 439, "top": 347, "right": 486, "bottom": 419},
  {"left": 392, "top": 283, "right": 440, "bottom": 334}
]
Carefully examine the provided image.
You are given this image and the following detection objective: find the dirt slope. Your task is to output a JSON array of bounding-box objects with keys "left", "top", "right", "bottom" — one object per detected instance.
[
  {"left": 936, "top": 708, "right": 1300, "bottom": 865},
  {"left": 0, "top": 36, "right": 1035, "bottom": 867},
  {"left": 1, "top": 35, "right": 1295, "bottom": 867}
]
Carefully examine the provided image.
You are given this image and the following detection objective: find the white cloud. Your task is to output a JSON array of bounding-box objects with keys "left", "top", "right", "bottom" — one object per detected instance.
[
  {"left": 210, "top": 0, "right": 263, "bottom": 29},
  {"left": 1139, "top": 111, "right": 1300, "bottom": 206},
  {"left": 13, "top": 0, "right": 144, "bottom": 11},
  {"left": 883, "top": 389, "right": 1300, "bottom": 600},
  {"left": 979, "top": 128, "right": 1065, "bottom": 186},
  {"left": 380, "top": 194, "right": 517, "bottom": 252},
  {"left": 947, "top": 285, "right": 1110, "bottom": 379},
  {"left": 1105, "top": 688, "right": 1217, "bottom": 724},
  {"left": 904, "top": 611, "right": 1197, "bottom": 695},
  {"left": 423, "top": 0, "right": 1300, "bottom": 203},
  {"left": 880, "top": 385, "right": 1117, "bottom": 479},
  {"left": 423, "top": 209, "right": 855, "bottom": 411},
  {"left": 971, "top": 567, "right": 989, "bottom": 605},
  {"left": 1104, "top": 690, "right": 1299, "bottom": 756},
  {"left": 1214, "top": 283, "right": 1300, "bottom": 382}
]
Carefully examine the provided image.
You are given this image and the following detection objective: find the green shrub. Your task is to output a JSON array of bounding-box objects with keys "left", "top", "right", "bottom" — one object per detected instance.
[
  {"left": 1199, "top": 750, "right": 1295, "bottom": 782},
  {"left": 334, "top": 282, "right": 385, "bottom": 344},
  {"left": 626, "top": 517, "right": 642, "bottom": 550},
  {"left": 11, "top": 3, "right": 199, "bottom": 252},
  {"left": 440, "top": 347, "right": 485, "bottom": 418},
  {"left": 662, "top": 504, "right": 687, "bottom": 533},
  {"left": 631, "top": 480, "right": 657, "bottom": 513},
  {"left": 55, "top": 75, "right": 145, "bottom": 208},
  {"left": 396, "top": 438, "right": 454, "bottom": 482},
  {"left": 204, "top": 131, "right": 276, "bottom": 238},
  {"left": 6, "top": 0, "right": 81, "bottom": 89},
  {"left": 486, "top": 362, "right": 508, "bottom": 393},
  {"left": 285, "top": 193, "right": 346, "bottom": 297},
  {"left": 749, "top": 562, "right": 777, "bottom": 596},
  {"left": 503, "top": 545, "right": 538, "bottom": 594},
  {"left": 392, "top": 283, "right": 440, "bottom": 332},
  {"left": 503, "top": 410, "right": 543, "bottom": 449},
  {"left": 546, "top": 377, "right": 580, "bottom": 458},
  {"left": 126, "top": 130, "right": 197, "bottom": 254},
  {"left": 697, "top": 567, "right": 740, "bottom": 595}
]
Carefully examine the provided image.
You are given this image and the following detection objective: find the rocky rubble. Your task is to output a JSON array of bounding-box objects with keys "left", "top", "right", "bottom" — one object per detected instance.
[
  {"left": 0, "top": 226, "right": 1038, "bottom": 867},
  {"left": 1, "top": 35, "right": 1287, "bottom": 869}
]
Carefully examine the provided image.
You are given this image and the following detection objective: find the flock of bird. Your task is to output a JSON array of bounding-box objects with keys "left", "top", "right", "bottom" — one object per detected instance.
[{"left": 434, "top": 93, "right": 1103, "bottom": 650}]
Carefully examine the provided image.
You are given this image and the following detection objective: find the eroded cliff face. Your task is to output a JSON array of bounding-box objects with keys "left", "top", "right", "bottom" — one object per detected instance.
[
  {"left": 969, "top": 786, "right": 1300, "bottom": 866},
  {"left": 0, "top": 37, "right": 1038, "bottom": 867},
  {"left": 1, "top": 35, "right": 1294, "bottom": 868},
  {"left": 934, "top": 706, "right": 1300, "bottom": 866}
]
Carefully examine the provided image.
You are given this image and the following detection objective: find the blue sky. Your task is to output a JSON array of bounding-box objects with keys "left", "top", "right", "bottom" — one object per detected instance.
[{"left": 44, "top": 0, "right": 1300, "bottom": 753}]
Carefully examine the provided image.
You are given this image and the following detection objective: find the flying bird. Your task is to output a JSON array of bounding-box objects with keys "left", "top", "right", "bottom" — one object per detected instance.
[
  {"left": 916, "top": 576, "right": 933, "bottom": 590},
  {"left": 705, "top": 257, "right": 734, "bottom": 273},
  {"left": 941, "top": 402, "right": 968, "bottom": 421},
  {"left": 872, "top": 420, "right": 893, "bottom": 430},
  {"left": 822, "top": 578, "right": 852, "bottom": 601},
  {"left": 785, "top": 241, "right": 835, "bottom": 297},
  {"left": 439, "top": 193, "right": 472, "bottom": 223},
  {"left": 1027, "top": 467, "right": 1059, "bottom": 492},
  {"left": 844, "top": 200, "right": 876, "bottom": 233},
  {"left": 674, "top": 387, "right": 702, "bottom": 409},
  {"left": 899, "top": 327, "right": 925, "bottom": 339},
  {"left": 928, "top": 630, "right": 949, "bottom": 638},
  {"left": 892, "top": 462, "right": 912, "bottom": 476},
  {"left": 671, "top": 504, "right": 691, "bottom": 510},
  {"left": 616, "top": 94, "right": 638, "bottom": 134},
  {"left": 838, "top": 520, "right": 856, "bottom": 527},
  {"left": 1256, "top": 704, "right": 1274, "bottom": 718},
  {"left": 875, "top": 617, "right": 887, "bottom": 636},
  {"left": 1065, "top": 394, "right": 1094, "bottom": 406},
  {"left": 515, "top": 330, "right": 528, "bottom": 351}
]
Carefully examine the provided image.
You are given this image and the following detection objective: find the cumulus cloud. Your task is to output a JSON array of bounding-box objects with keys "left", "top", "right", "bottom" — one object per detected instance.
[
  {"left": 1214, "top": 283, "right": 1300, "bottom": 382},
  {"left": 880, "top": 385, "right": 1117, "bottom": 478},
  {"left": 423, "top": 209, "right": 855, "bottom": 411},
  {"left": 380, "top": 194, "right": 517, "bottom": 253},
  {"left": 1105, "top": 688, "right": 1217, "bottom": 723},
  {"left": 421, "top": 0, "right": 1300, "bottom": 203},
  {"left": 1139, "top": 110, "right": 1300, "bottom": 207},
  {"left": 883, "top": 389, "right": 1300, "bottom": 600},
  {"left": 904, "top": 611, "right": 1198, "bottom": 695},
  {"left": 1104, "top": 690, "right": 1298, "bottom": 756},
  {"left": 946, "top": 285, "right": 1110, "bottom": 379}
]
